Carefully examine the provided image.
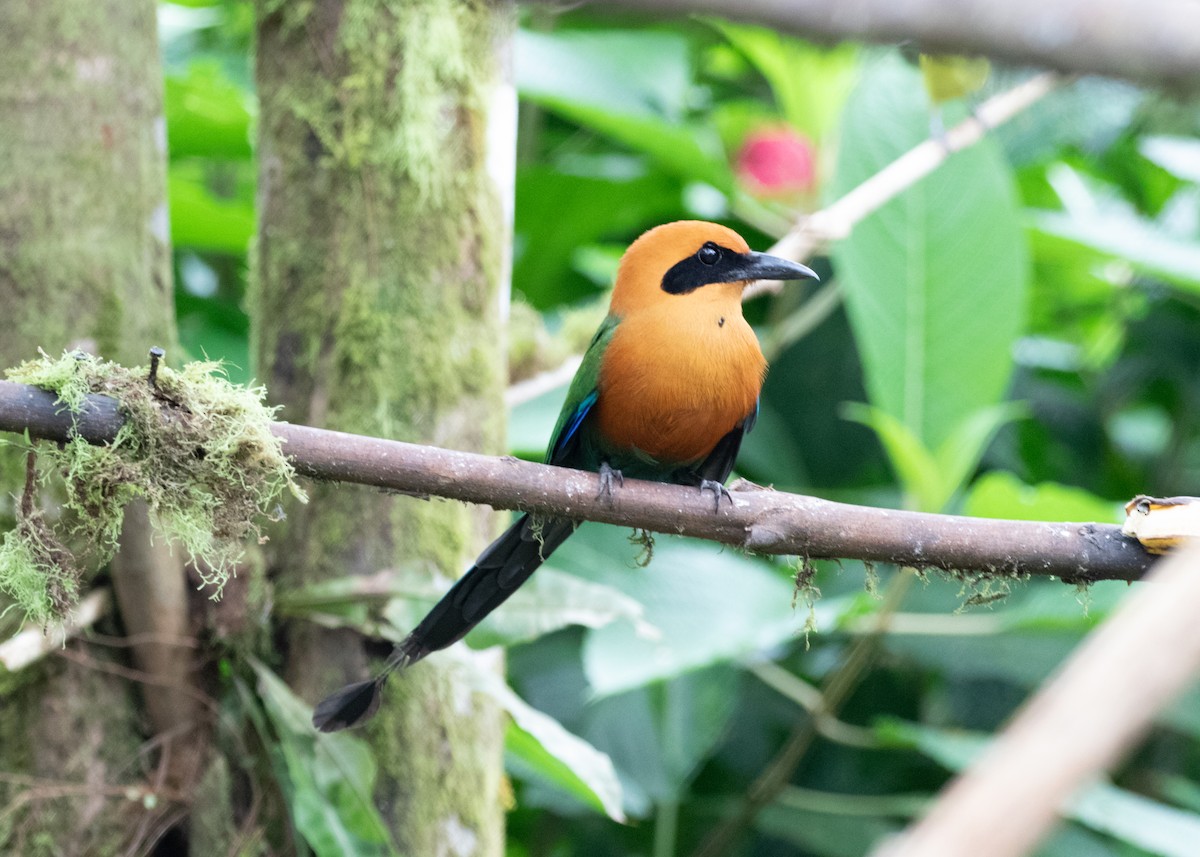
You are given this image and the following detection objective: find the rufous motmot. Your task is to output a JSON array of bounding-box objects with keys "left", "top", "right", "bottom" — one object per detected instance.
[{"left": 313, "top": 220, "right": 817, "bottom": 731}]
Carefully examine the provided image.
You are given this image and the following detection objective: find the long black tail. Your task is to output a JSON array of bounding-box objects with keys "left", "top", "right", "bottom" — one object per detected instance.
[{"left": 312, "top": 514, "right": 576, "bottom": 732}]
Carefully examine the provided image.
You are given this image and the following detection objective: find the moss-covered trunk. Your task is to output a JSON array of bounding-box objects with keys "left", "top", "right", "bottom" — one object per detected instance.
[
  {"left": 0, "top": 1, "right": 184, "bottom": 853},
  {"left": 254, "top": 0, "right": 514, "bottom": 851}
]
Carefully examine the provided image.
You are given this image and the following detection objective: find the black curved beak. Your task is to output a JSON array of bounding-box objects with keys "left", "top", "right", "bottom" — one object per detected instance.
[{"left": 729, "top": 251, "right": 819, "bottom": 283}]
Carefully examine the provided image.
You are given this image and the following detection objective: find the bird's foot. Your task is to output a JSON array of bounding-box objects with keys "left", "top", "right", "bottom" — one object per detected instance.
[
  {"left": 700, "top": 479, "right": 733, "bottom": 512},
  {"left": 597, "top": 462, "right": 624, "bottom": 505}
]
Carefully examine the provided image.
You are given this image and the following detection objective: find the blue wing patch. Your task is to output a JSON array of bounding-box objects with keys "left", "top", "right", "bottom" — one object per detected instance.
[{"left": 551, "top": 390, "right": 598, "bottom": 464}]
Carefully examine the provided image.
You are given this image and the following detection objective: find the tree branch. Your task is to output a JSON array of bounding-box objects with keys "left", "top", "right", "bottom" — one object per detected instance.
[
  {"left": 537, "top": 0, "right": 1200, "bottom": 90},
  {"left": 0, "top": 379, "right": 1154, "bottom": 582}
]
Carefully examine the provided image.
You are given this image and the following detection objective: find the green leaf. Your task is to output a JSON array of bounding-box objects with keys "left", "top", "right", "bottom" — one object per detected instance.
[
  {"left": 994, "top": 76, "right": 1142, "bottom": 166},
  {"left": 935, "top": 403, "right": 1025, "bottom": 497},
  {"left": 707, "top": 20, "right": 859, "bottom": 143},
  {"left": 462, "top": 660, "right": 626, "bottom": 821},
  {"left": 165, "top": 60, "right": 253, "bottom": 160},
  {"left": 1072, "top": 782, "right": 1200, "bottom": 857},
  {"left": 654, "top": 666, "right": 739, "bottom": 796},
  {"left": 842, "top": 402, "right": 942, "bottom": 511},
  {"left": 468, "top": 566, "right": 657, "bottom": 649},
  {"left": 755, "top": 802, "right": 904, "bottom": 857},
  {"left": 249, "top": 660, "right": 398, "bottom": 857},
  {"left": 1033, "top": 207, "right": 1200, "bottom": 292},
  {"left": 844, "top": 401, "right": 1021, "bottom": 511},
  {"left": 168, "top": 162, "right": 255, "bottom": 254},
  {"left": 514, "top": 167, "right": 682, "bottom": 308},
  {"left": 277, "top": 562, "right": 651, "bottom": 651},
  {"left": 554, "top": 526, "right": 834, "bottom": 695},
  {"left": 884, "top": 631, "right": 1081, "bottom": 688},
  {"left": 529, "top": 98, "right": 733, "bottom": 191},
  {"left": 964, "top": 471, "right": 1122, "bottom": 523},
  {"left": 1141, "top": 136, "right": 1200, "bottom": 184},
  {"left": 573, "top": 666, "right": 739, "bottom": 807},
  {"left": 514, "top": 27, "right": 730, "bottom": 189},
  {"left": 516, "top": 29, "right": 692, "bottom": 121},
  {"left": 830, "top": 52, "right": 1029, "bottom": 449},
  {"left": 1033, "top": 162, "right": 1200, "bottom": 291}
]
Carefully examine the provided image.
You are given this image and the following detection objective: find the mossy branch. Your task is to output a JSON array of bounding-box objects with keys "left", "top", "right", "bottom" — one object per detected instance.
[
  {"left": 0, "top": 377, "right": 1156, "bottom": 592},
  {"left": 0, "top": 353, "right": 305, "bottom": 625}
]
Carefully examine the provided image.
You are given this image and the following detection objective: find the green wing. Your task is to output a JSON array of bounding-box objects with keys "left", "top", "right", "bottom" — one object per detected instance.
[{"left": 545, "top": 314, "right": 620, "bottom": 467}]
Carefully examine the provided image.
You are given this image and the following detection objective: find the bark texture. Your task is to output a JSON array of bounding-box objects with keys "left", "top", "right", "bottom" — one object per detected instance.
[
  {"left": 254, "top": 0, "right": 514, "bottom": 852},
  {"left": 0, "top": 1, "right": 185, "bottom": 853}
]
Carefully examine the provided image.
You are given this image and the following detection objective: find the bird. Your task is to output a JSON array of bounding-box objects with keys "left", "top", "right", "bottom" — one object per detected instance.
[{"left": 312, "top": 220, "right": 818, "bottom": 732}]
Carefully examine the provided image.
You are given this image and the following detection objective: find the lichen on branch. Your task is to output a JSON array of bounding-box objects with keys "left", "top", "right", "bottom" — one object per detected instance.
[{"left": 0, "top": 350, "right": 306, "bottom": 625}]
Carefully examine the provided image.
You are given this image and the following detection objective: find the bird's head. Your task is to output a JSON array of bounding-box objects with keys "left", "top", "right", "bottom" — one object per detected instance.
[{"left": 609, "top": 220, "right": 818, "bottom": 316}]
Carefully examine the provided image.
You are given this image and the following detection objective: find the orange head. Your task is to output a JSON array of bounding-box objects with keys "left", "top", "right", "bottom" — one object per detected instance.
[{"left": 609, "top": 220, "right": 817, "bottom": 317}]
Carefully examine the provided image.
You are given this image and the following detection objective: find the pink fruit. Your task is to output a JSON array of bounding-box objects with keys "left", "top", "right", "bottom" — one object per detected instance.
[{"left": 736, "top": 127, "right": 816, "bottom": 196}]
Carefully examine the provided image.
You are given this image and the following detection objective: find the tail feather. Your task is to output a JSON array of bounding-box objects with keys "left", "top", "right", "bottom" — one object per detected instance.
[
  {"left": 311, "top": 514, "right": 575, "bottom": 731},
  {"left": 410, "top": 514, "right": 576, "bottom": 653}
]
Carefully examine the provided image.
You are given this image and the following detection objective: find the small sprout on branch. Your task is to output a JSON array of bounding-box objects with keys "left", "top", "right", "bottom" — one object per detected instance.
[
  {"left": 790, "top": 555, "right": 821, "bottom": 646},
  {"left": 863, "top": 560, "right": 880, "bottom": 598},
  {"left": 0, "top": 350, "right": 307, "bottom": 624},
  {"left": 950, "top": 565, "right": 1030, "bottom": 612},
  {"left": 147, "top": 346, "right": 165, "bottom": 389},
  {"left": 628, "top": 528, "right": 655, "bottom": 567}
]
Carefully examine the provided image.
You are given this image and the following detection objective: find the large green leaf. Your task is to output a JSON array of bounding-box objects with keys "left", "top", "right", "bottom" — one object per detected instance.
[
  {"left": 514, "top": 167, "right": 682, "bottom": 308},
  {"left": 462, "top": 661, "right": 626, "bottom": 821},
  {"left": 250, "top": 661, "right": 398, "bottom": 857},
  {"left": 550, "top": 525, "right": 837, "bottom": 695},
  {"left": 516, "top": 29, "right": 691, "bottom": 121},
  {"left": 1033, "top": 162, "right": 1200, "bottom": 291},
  {"left": 578, "top": 666, "right": 740, "bottom": 805},
  {"left": 830, "top": 53, "right": 1029, "bottom": 449},
  {"left": 843, "top": 401, "right": 1022, "bottom": 511}
]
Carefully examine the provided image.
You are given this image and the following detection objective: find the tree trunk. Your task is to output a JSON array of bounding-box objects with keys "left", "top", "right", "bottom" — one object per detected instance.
[
  {"left": 254, "top": 0, "right": 515, "bottom": 852},
  {"left": 0, "top": 1, "right": 187, "bottom": 854}
]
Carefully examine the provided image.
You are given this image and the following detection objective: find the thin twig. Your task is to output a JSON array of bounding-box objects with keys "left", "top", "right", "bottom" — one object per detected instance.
[
  {"left": 0, "top": 379, "right": 1155, "bottom": 581},
  {"left": 54, "top": 646, "right": 219, "bottom": 716},
  {"left": 505, "top": 355, "right": 583, "bottom": 408}
]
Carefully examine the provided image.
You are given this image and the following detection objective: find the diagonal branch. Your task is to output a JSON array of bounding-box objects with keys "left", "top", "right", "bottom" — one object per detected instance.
[
  {"left": 0, "top": 379, "right": 1154, "bottom": 582},
  {"left": 745, "top": 71, "right": 1062, "bottom": 298}
]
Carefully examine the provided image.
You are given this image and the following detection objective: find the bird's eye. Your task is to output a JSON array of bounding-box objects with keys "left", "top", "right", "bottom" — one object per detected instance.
[{"left": 697, "top": 243, "right": 721, "bottom": 266}]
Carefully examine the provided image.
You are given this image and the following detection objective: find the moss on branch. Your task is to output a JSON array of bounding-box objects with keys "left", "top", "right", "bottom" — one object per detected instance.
[{"left": 0, "top": 351, "right": 305, "bottom": 625}]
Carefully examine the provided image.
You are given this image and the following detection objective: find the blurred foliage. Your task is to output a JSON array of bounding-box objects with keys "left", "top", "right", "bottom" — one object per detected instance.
[{"left": 155, "top": 1, "right": 1200, "bottom": 855}]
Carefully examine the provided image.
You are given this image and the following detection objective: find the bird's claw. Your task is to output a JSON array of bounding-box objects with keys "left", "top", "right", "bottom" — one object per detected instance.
[
  {"left": 597, "top": 462, "right": 624, "bottom": 504},
  {"left": 700, "top": 479, "right": 732, "bottom": 512}
]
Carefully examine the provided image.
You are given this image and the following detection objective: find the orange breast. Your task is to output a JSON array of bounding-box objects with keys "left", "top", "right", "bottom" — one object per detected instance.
[{"left": 595, "top": 296, "right": 766, "bottom": 465}]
